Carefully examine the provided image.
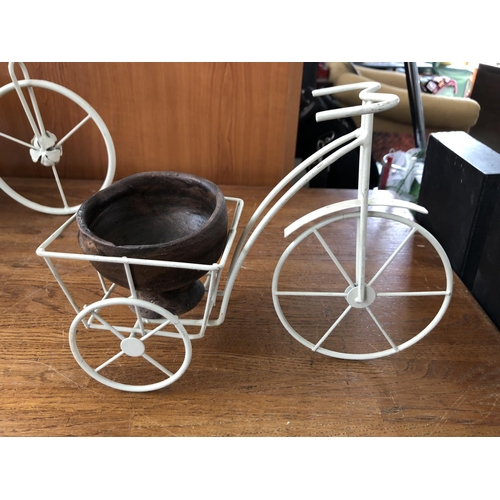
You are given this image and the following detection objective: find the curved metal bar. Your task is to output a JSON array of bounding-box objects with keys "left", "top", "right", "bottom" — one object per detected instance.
[
  {"left": 228, "top": 80, "right": 399, "bottom": 269},
  {"left": 284, "top": 199, "right": 362, "bottom": 237},
  {"left": 228, "top": 132, "right": 363, "bottom": 273},
  {"left": 313, "top": 82, "right": 400, "bottom": 121},
  {"left": 228, "top": 128, "right": 361, "bottom": 274},
  {"left": 8, "top": 62, "right": 46, "bottom": 140},
  {"left": 217, "top": 81, "right": 402, "bottom": 319},
  {"left": 284, "top": 197, "right": 429, "bottom": 237},
  {"left": 214, "top": 133, "right": 363, "bottom": 323}
]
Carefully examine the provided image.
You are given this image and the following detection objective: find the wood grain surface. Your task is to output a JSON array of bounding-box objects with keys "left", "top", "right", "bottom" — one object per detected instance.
[
  {"left": 0, "top": 62, "right": 302, "bottom": 186},
  {"left": 1, "top": 179, "right": 500, "bottom": 437}
]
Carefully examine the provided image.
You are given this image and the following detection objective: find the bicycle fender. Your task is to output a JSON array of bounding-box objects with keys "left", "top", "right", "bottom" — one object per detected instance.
[{"left": 284, "top": 197, "right": 428, "bottom": 237}]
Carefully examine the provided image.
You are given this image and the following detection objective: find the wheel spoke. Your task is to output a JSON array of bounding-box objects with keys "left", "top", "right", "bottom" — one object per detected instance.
[
  {"left": 132, "top": 309, "right": 146, "bottom": 337},
  {"left": 85, "top": 313, "right": 175, "bottom": 375},
  {"left": 314, "top": 229, "right": 354, "bottom": 288},
  {"left": 142, "top": 353, "right": 175, "bottom": 377},
  {"left": 95, "top": 350, "right": 125, "bottom": 372},
  {"left": 89, "top": 311, "right": 126, "bottom": 341},
  {"left": 313, "top": 304, "right": 352, "bottom": 351},
  {"left": 275, "top": 291, "right": 346, "bottom": 297},
  {"left": 56, "top": 114, "right": 92, "bottom": 146},
  {"left": 51, "top": 166, "right": 70, "bottom": 209},
  {"left": 0, "top": 131, "right": 35, "bottom": 149},
  {"left": 366, "top": 307, "right": 399, "bottom": 352},
  {"left": 140, "top": 319, "right": 173, "bottom": 341},
  {"left": 368, "top": 227, "right": 417, "bottom": 287},
  {"left": 378, "top": 291, "right": 450, "bottom": 297}
]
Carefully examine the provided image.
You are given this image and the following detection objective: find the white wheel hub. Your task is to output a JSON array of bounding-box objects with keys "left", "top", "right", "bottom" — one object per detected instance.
[
  {"left": 29, "top": 131, "right": 63, "bottom": 167},
  {"left": 345, "top": 285, "right": 376, "bottom": 308},
  {"left": 120, "top": 337, "right": 146, "bottom": 357}
]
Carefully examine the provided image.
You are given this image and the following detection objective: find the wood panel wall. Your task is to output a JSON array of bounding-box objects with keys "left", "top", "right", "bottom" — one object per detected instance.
[{"left": 0, "top": 62, "right": 302, "bottom": 186}]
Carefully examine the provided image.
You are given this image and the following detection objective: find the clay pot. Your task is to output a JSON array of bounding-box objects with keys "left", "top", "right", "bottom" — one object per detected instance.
[{"left": 76, "top": 171, "right": 228, "bottom": 317}]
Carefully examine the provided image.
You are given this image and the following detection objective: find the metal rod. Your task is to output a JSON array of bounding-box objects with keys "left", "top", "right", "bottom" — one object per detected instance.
[
  {"left": 355, "top": 109, "right": 374, "bottom": 303},
  {"left": 56, "top": 114, "right": 92, "bottom": 146},
  {"left": 0, "top": 131, "right": 35, "bottom": 149},
  {"left": 404, "top": 62, "right": 427, "bottom": 153},
  {"left": 313, "top": 305, "right": 352, "bottom": 351},
  {"left": 313, "top": 229, "right": 354, "bottom": 288},
  {"left": 368, "top": 227, "right": 417, "bottom": 287},
  {"left": 51, "top": 166, "right": 69, "bottom": 209}
]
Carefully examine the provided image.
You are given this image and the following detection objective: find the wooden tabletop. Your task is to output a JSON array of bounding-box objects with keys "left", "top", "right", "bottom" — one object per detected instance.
[{"left": 1, "top": 178, "right": 500, "bottom": 437}]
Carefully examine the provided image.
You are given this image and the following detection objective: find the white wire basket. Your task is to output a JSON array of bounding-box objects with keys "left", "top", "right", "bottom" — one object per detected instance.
[{"left": 36, "top": 197, "right": 244, "bottom": 392}]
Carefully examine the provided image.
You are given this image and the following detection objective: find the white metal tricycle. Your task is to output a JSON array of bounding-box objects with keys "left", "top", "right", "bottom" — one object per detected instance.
[{"left": 0, "top": 62, "right": 453, "bottom": 392}]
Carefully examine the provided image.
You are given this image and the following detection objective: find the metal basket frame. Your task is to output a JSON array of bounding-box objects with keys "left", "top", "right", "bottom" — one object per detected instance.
[{"left": 36, "top": 196, "right": 245, "bottom": 341}]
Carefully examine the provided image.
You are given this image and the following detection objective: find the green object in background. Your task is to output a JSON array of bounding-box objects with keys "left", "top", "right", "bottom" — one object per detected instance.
[{"left": 431, "top": 63, "right": 473, "bottom": 97}]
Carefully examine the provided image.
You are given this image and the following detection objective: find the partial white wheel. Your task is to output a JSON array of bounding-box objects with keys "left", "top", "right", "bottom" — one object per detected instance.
[
  {"left": 0, "top": 63, "right": 115, "bottom": 214},
  {"left": 69, "top": 298, "right": 192, "bottom": 392},
  {"left": 272, "top": 210, "right": 453, "bottom": 360}
]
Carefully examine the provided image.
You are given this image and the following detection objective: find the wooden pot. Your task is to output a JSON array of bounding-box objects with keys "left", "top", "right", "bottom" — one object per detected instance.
[{"left": 76, "top": 171, "right": 228, "bottom": 317}]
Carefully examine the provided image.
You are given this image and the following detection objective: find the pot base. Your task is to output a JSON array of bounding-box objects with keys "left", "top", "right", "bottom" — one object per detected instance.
[{"left": 134, "top": 281, "right": 206, "bottom": 319}]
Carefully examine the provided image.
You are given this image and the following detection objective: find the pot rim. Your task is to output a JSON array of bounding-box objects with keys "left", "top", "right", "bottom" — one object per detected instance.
[{"left": 76, "top": 171, "right": 227, "bottom": 252}]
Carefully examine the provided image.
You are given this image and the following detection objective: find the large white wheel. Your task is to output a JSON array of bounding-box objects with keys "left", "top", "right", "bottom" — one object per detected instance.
[
  {"left": 69, "top": 298, "right": 192, "bottom": 392},
  {"left": 0, "top": 65, "right": 115, "bottom": 214},
  {"left": 272, "top": 210, "right": 453, "bottom": 360}
]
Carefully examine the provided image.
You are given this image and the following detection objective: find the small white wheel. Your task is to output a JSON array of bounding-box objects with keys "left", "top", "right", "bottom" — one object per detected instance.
[
  {"left": 69, "top": 297, "right": 192, "bottom": 392},
  {"left": 0, "top": 65, "right": 115, "bottom": 214},
  {"left": 272, "top": 210, "right": 453, "bottom": 360}
]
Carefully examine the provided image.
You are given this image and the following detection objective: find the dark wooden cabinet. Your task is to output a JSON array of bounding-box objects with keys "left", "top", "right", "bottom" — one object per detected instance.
[
  {"left": 417, "top": 131, "right": 500, "bottom": 330},
  {"left": 469, "top": 63, "right": 500, "bottom": 154}
]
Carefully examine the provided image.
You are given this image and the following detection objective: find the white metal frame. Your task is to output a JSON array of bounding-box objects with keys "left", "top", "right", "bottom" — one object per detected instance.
[
  {"left": 37, "top": 196, "right": 245, "bottom": 336},
  {"left": 272, "top": 211, "right": 453, "bottom": 359},
  {"left": 69, "top": 297, "right": 193, "bottom": 392},
  {"left": 30, "top": 76, "right": 453, "bottom": 391},
  {"left": 36, "top": 197, "right": 244, "bottom": 391},
  {"left": 0, "top": 62, "right": 115, "bottom": 214}
]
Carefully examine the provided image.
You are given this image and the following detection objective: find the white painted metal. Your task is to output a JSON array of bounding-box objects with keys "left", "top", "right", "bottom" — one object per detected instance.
[
  {"left": 267, "top": 82, "right": 453, "bottom": 360},
  {"left": 219, "top": 82, "right": 401, "bottom": 317},
  {"left": 284, "top": 197, "right": 428, "bottom": 238},
  {"left": 271, "top": 211, "right": 454, "bottom": 360},
  {"left": 312, "top": 82, "right": 400, "bottom": 121},
  {"left": 35, "top": 78, "right": 455, "bottom": 390},
  {"left": 69, "top": 297, "right": 192, "bottom": 392},
  {"left": 36, "top": 197, "right": 245, "bottom": 338},
  {"left": 0, "top": 62, "right": 115, "bottom": 214}
]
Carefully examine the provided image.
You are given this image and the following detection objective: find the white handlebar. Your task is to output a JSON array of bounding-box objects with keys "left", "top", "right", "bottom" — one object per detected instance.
[{"left": 312, "top": 82, "right": 399, "bottom": 122}]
